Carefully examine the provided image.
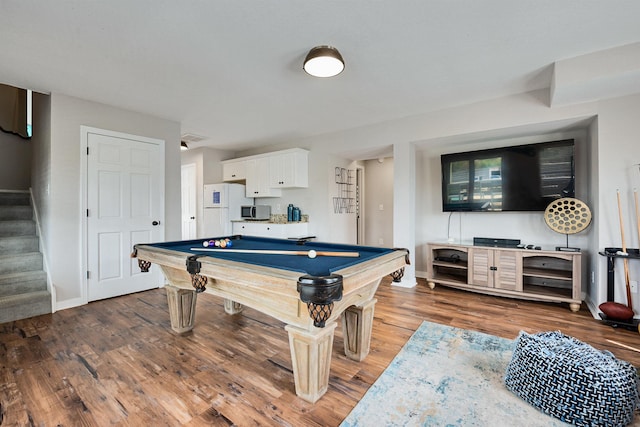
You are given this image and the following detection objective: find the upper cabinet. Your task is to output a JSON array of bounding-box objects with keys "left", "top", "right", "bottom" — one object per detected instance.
[
  {"left": 269, "top": 149, "right": 309, "bottom": 188},
  {"left": 222, "top": 160, "right": 246, "bottom": 182},
  {"left": 222, "top": 148, "right": 309, "bottom": 197},
  {"left": 245, "top": 157, "right": 282, "bottom": 198}
]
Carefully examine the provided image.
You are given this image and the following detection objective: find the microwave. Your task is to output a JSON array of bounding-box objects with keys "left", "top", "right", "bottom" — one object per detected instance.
[{"left": 241, "top": 205, "right": 271, "bottom": 220}]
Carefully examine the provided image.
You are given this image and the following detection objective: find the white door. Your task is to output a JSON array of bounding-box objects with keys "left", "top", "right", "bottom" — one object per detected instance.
[
  {"left": 86, "top": 128, "right": 165, "bottom": 301},
  {"left": 181, "top": 163, "right": 197, "bottom": 239}
]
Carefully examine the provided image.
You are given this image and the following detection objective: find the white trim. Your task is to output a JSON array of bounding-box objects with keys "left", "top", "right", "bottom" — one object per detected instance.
[
  {"left": 391, "top": 275, "right": 418, "bottom": 288},
  {"left": 584, "top": 295, "right": 602, "bottom": 320},
  {"left": 80, "top": 126, "right": 166, "bottom": 304},
  {"left": 29, "top": 187, "right": 55, "bottom": 312},
  {"left": 55, "top": 296, "right": 86, "bottom": 311}
]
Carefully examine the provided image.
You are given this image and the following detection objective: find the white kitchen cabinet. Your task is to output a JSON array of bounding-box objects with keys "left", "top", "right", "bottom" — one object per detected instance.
[
  {"left": 222, "top": 160, "right": 246, "bottom": 181},
  {"left": 221, "top": 148, "right": 308, "bottom": 195},
  {"left": 232, "top": 222, "right": 309, "bottom": 238},
  {"left": 245, "top": 158, "right": 282, "bottom": 198},
  {"left": 269, "top": 149, "right": 309, "bottom": 188}
]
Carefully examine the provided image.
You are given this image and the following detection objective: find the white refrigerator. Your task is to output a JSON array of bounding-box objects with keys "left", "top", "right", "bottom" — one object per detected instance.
[{"left": 202, "top": 183, "right": 251, "bottom": 237}]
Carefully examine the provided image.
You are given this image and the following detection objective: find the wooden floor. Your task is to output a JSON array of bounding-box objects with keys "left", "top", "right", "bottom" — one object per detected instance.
[{"left": 1, "top": 278, "right": 639, "bottom": 426}]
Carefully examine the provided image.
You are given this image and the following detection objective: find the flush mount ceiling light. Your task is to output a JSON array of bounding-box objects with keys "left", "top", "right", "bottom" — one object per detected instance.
[
  {"left": 180, "top": 141, "right": 189, "bottom": 151},
  {"left": 303, "top": 45, "right": 345, "bottom": 78}
]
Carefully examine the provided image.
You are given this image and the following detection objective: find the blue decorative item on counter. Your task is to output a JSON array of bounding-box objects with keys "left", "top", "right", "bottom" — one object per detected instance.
[
  {"left": 292, "top": 207, "right": 300, "bottom": 222},
  {"left": 287, "top": 204, "right": 294, "bottom": 222}
]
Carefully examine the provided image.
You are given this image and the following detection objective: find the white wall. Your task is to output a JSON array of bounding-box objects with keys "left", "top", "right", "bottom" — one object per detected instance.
[
  {"left": 47, "top": 93, "right": 181, "bottom": 308},
  {"left": 594, "top": 93, "right": 640, "bottom": 312},
  {"left": 30, "top": 92, "right": 52, "bottom": 292},
  {"left": 188, "top": 89, "right": 640, "bottom": 316},
  {"left": 364, "top": 157, "right": 394, "bottom": 247},
  {"left": 416, "top": 129, "right": 590, "bottom": 275},
  {"left": 0, "top": 128, "right": 32, "bottom": 190},
  {"left": 219, "top": 147, "right": 359, "bottom": 243},
  {"left": 586, "top": 118, "right": 599, "bottom": 307},
  {"left": 418, "top": 131, "right": 590, "bottom": 241},
  {"left": 324, "top": 156, "right": 359, "bottom": 244}
]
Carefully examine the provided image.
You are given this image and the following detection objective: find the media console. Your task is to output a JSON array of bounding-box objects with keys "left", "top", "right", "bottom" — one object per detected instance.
[{"left": 426, "top": 242, "right": 582, "bottom": 312}]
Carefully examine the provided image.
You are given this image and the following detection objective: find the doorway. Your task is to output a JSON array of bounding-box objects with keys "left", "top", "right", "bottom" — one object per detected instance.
[
  {"left": 82, "top": 126, "right": 165, "bottom": 302},
  {"left": 181, "top": 163, "right": 197, "bottom": 239}
]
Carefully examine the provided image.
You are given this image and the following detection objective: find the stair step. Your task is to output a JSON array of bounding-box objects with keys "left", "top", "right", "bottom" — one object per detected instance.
[
  {"left": 0, "top": 191, "right": 30, "bottom": 206},
  {"left": 0, "top": 252, "right": 43, "bottom": 276},
  {"left": 0, "top": 290, "right": 51, "bottom": 324},
  {"left": 0, "top": 235, "right": 39, "bottom": 255},
  {"left": 0, "top": 220, "right": 36, "bottom": 237},
  {"left": 0, "top": 271, "right": 47, "bottom": 297},
  {"left": 0, "top": 192, "right": 48, "bottom": 324},
  {"left": 0, "top": 205, "right": 33, "bottom": 220}
]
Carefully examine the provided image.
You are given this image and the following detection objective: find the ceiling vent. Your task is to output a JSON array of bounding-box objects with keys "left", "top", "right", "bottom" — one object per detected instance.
[{"left": 180, "top": 133, "right": 207, "bottom": 143}]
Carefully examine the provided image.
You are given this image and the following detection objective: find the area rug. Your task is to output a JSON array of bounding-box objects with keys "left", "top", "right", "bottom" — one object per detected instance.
[{"left": 340, "top": 321, "right": 570, "bottom": 427}]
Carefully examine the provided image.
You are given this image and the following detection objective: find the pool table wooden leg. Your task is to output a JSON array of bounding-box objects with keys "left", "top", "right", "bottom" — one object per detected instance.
[
  {"left": 341, "top": 298, "right": 377, "bottom": 361},
  {"left": 223, "top": 299, "right": 243, "bottom": 314},
  {"left": 166, "top": 285, "right": 197, "bottom": 334},
  {"left": 284, "top": 322, "right": 337, "bottom": 403}
]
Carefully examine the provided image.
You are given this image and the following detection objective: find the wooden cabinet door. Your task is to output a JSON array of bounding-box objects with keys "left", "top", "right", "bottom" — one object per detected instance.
[
  {"left": 493, "top": 250, "right": 522, "bottom": 291},
  {"left": 470, "top": 248, "right": 521, "bottom": 290},
  {"left": 469, "top": 248, "right": 492, "bottom": 287}
]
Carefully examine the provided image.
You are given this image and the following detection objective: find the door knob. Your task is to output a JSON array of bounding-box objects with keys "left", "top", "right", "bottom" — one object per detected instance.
[
  {"left": 190, "top": 216, "right": 195, "bottom": 220},
  {"left": 152, "top": 220, "right": 160, "bottom": 226}
]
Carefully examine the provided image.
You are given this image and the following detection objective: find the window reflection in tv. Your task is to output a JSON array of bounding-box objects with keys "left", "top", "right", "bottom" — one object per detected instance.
[{"left": 441, "top": 140, "right": 574, "bottom": 212}]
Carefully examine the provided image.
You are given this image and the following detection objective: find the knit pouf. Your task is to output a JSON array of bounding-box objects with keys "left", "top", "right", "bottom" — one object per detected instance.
[{"left": 504, "top": 331, "right": 639, "bottom": 427}]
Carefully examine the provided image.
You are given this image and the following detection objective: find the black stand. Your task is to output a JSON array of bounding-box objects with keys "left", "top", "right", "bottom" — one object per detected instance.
[
  {"left": 555, "top": 233, "right": 581, "bottom": 252},
  {"left": 598, "top": 248, "right": 640, "bottom": 332}
]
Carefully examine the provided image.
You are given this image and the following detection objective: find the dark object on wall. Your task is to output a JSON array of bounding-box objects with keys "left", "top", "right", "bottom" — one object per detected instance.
[
  {"left": 0, "top": 83, "right": 29, "bottom": 139},
  {"left": 441, "top": 139, "right": 574, "bottom": 212}
]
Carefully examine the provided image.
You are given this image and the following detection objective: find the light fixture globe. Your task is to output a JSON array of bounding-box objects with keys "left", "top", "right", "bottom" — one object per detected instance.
[{"left": 303, "top": 45, "right": 345, "bottom": 78}]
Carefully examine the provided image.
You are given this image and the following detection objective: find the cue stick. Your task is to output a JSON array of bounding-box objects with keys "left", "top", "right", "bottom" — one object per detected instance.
[
  {"left": 616, "top": 190, "right": 634, "bottom": 310},
  {"left": 606, "top": 339, "right": 640, "bottom": 354},
  {"left": 190, "top": 248, "right": 360, "bottom": 257}
]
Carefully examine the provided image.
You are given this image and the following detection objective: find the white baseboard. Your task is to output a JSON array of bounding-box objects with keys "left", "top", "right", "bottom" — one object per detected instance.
[{"left": 54, "top": 296, "right": 86, "bottom": 311}]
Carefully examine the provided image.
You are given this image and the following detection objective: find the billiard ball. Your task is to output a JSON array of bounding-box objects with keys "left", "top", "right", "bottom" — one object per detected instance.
[
  {"left": 202, "top": 240, "right": 210, "bottom": 247},
  {"left": 226, "top": 241, "right": 233, "bottom": 248},
  {"left": 307, "top": 249, "right": 317, "bottom": 259},
  {"left": 220, "top": 240, "right": 227, "bottom": 248}
]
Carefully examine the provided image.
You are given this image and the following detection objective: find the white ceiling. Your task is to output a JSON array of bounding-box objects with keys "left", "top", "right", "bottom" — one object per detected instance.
[{"left": 1, "top": 1, "right": 639, "bottom": 153}]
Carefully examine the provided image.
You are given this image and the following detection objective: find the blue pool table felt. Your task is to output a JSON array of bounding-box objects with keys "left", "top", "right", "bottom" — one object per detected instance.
[{"left": 151, "top": 235, "right": 394, "bottom": 277}]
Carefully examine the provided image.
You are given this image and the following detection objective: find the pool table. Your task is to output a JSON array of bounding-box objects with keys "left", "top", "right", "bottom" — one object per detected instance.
[{"left": 132, "top": 235, "right": 409, "bottom": 403}]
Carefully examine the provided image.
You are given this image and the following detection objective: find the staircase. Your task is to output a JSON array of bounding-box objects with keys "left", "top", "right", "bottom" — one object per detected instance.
[{"left": 0, "top": 191, "right": 51, "bottom": 324}]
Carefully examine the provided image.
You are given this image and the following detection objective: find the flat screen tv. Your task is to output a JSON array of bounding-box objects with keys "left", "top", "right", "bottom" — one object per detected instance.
[{"left": 441, "top": 139, "right": 575, "bottom": 212}]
